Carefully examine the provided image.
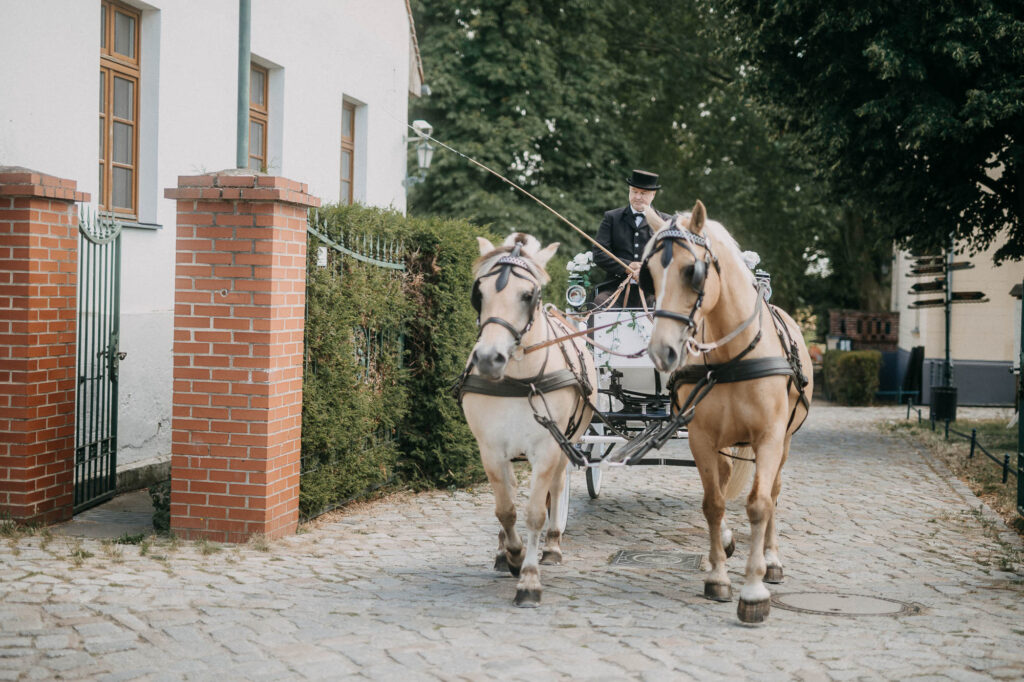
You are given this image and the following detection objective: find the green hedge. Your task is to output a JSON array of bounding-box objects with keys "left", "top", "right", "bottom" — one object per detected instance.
[
  {"left": 823, "top": 349, "right": 882, "bottom": 405},
  {"left": 302, "top": 205, "right": 582, "bottom": 515},
  {"left": 301, "top": 210, "right": 413, "bottom": 517}
]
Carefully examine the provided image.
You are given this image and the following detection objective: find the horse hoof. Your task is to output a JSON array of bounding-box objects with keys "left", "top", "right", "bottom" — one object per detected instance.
[
  {"left": 764, "top": 565, "right": 784, "bottom": 584},
  {"left": 514, "top": 589, "right": 542, "bottom": 608},
  {"left": 703, "top": 582, "right": 732, "bottom": 602},
  {"left": 725, "top": 539, "right": 736, "bottom": 559},
  {"left": 540, "top": 550, "right": 562, "bottom": 565},
  {"left": 737, "top": 598, "right": 770, "bottom": 624},
  {"left": 494, "top": 553, "right": 509, "bottom": 573}
]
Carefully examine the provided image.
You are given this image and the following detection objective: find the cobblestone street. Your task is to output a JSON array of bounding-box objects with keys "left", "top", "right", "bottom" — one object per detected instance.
[{"left": 2, "top": 406, "right": 1023, "bottom": 680}]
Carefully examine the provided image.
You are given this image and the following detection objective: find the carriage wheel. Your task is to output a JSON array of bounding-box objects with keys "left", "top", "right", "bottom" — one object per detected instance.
[
  {"left": 586, "top": 464, "right": 602, "bottom": 499},
  {"left": 555, "top": 465, "right": 571, "bottom": 534}
]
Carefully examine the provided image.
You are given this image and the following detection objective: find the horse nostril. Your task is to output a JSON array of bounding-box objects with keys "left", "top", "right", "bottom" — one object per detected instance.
[
  {"left": 493, "top": 352, "right": 506, "bottom": 366},
  {"left": 664, "top": 346, "right": 677, "bottom": 368},
  {"left": 470, "top": 350, "right": 479, "bottom": 366}
]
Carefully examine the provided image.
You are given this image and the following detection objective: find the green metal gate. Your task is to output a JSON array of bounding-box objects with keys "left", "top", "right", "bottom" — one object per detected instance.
[{"left": 73, "top": 209, "right": 124, "bottom": 512}]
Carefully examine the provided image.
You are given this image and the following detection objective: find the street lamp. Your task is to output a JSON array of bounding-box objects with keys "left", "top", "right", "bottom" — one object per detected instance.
[{"left": 405, "top": 119, "right": 434, "bottom": 187}]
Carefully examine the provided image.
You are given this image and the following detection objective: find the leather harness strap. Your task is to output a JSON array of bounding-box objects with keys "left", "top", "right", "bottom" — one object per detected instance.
[
  {"left": 458, "top": 369, "right": 581, "bottom": 399},
  {"left": 671, "top": 356, "right": 796, "bottom": 385}
]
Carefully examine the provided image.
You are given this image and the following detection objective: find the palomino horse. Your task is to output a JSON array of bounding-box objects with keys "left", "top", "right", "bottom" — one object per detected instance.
[
  {"left": 459, "top": 233, "right": 596, "bottom": 607},
  {"left": 643, "top": 201, "right": 812, "bottom": 624}
]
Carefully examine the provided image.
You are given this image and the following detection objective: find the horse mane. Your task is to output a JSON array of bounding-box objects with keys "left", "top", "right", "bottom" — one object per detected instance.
[
  {"left": 472, "top": 232, "right": 551, "bottom": 284},
  {"left": 674, "top": 211, "right": 755, "bottom": 287}
]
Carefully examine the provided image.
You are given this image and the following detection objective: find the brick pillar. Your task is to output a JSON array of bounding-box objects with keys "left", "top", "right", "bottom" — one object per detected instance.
[
  {"left": 165, "top": 171, "right": 318, "bottom": 542},
  {"left": 0, "top": 167, "right": 85, "bottom": 525}
]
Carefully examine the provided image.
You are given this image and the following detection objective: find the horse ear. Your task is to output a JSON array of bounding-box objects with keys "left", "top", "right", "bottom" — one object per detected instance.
[
  {"left": 645, "top": 207, "right": 667, "bottom": 232},
  {"left": 477, "top": 236, "right": 496, "bottom": 256},
  {"left": 533, "top": 242, "right": 560, "bottom": 268},
  {"left": 689, "top": 200, "right": 706, "bottom": 234}
]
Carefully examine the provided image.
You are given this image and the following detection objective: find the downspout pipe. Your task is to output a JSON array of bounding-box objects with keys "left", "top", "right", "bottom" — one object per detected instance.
[{"left": 236, "top": 0, "right": 251, "bottom": 169}]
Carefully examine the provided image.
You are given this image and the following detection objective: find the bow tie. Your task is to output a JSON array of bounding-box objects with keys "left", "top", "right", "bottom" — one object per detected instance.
[{"left": 633, "top": 212, "right": 645, "bottom": 221}]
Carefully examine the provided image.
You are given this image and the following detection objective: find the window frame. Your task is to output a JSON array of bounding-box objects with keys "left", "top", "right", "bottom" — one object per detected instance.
[
  {"left": 248, "top": 62, "right": 269, "bottom": 172},
  {"left": 99, "top": 0, "right": 141, "bottom": 217},
  {"left": 340, "top": 101, "right": 356, "bottom": 204}
]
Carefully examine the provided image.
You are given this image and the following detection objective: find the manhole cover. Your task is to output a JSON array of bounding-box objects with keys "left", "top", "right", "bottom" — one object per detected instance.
[
  {"left": 608, "top": 550, "right": 702, "bottom": 569},
  {"left": 771, "top": 592, "right": 921, "bottom": 617}
]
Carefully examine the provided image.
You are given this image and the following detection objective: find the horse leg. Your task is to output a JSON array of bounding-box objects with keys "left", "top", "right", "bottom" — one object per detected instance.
[
  {"left": 717, "top": 454, "right": 736, "bottom": 559},
  {"left": 514, "top": 450, "right": 559, "bottom": 607},
  {"left": 738, "top": 431, "right": 785, "bottom": 624},
  {"left": 692, "top": 437, "right": 731, "bottom": 602},
  {"left": 764, "top": 434, "right": 791, "bottom": 584},
  {"left": 541, "top": 457, "right": 567, "bottom": 566},
  {"left": 484, "top": 456, "right": 524, "bottom": 577}
]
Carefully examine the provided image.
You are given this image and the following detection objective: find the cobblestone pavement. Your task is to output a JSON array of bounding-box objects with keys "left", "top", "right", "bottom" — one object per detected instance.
[{"left": 2, "top": 406, "right": 1023, "bottom": 680}]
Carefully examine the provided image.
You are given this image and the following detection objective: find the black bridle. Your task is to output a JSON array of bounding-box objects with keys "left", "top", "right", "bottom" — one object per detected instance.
[
  {"left": 639, "top": 217, "right": 720, "bottom": 331},
  {"left": 470, "top": 244, "right": 542, "bottom": 346}
]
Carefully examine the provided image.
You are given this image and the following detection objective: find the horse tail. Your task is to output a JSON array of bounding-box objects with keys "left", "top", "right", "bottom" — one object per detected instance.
[{"left": 723, "top": 447, "right": 755, "bottom": 502}]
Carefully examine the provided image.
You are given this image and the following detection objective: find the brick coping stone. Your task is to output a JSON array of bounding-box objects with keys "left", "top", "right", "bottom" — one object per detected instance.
[
  {"left": 0, "top": 166, "right": 90, "bottom": 203},
  {"left": 165, "top": 170, "right": 320, "bottom": 207}
]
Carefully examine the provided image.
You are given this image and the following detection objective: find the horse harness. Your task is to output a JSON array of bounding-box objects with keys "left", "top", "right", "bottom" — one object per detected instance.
[
  {"left": 638, "top": 220, "right": 720, "bottom": 333},
  {"left": 454, "top": 246, "right": 596, "bottom": 458},
  {"left": 469, "top": 244, "right": 542, "bottom": 346},
  {"left": 610, "top": 220, "right": 812, "bottom": 465}
]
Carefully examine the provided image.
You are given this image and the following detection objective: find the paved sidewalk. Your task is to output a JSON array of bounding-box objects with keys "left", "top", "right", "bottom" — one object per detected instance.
[{"left": 2, "top": 406, "right": 1023, "bottom": 680}]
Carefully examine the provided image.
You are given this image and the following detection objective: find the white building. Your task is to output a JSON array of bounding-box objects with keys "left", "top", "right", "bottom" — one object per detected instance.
[
  {"left": 0, "top": 0, "right": 426, "bottom": 472},
  {"left": 891, "top": 236, "right": 1023, "bottom": 406}
]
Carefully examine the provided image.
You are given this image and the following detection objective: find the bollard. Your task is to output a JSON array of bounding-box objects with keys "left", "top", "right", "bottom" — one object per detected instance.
[
  {"left": 945, "top": 419, "right": 950, "bottom": 440},
  {"left": 1003, "top": 454, "right": 1010, "bottom": 484},
  {"left": 906, "top": 398, "right": 912, "bottom": 420},
  {"left": 969, "top": 429, "right": 976, "bottom": 459}
]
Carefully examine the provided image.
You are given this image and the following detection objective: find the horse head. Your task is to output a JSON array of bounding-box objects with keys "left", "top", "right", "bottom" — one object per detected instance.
[
  {"left": 470, "top": 233, "right": 559, "bottom": 379},
  {"left": 643, "top": 200, "right": 722, "bottom": 373}
]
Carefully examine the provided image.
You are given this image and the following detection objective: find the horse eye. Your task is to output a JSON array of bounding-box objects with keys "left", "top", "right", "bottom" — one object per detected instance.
[
  {"left": 520, "top": 291, "right": 534, "bottom": 302},
  {"left": 682, "top": 264, "right": 696, "bottom": 281}
]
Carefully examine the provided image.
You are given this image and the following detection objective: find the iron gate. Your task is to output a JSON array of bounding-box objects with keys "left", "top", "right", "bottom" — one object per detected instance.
[{"left": 73, "top": 209, "right": 124, "bottom": 512}]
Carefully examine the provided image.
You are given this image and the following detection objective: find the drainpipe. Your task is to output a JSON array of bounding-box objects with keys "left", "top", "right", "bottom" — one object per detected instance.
[{"left": 236, "top": 0, "right": 251, "bottom": 169}]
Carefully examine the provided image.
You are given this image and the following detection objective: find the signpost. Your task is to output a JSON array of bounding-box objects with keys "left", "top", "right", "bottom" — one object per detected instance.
[
  {"left": 906, "top": 244, "right": 987, "bottom": 423},
  {"left": 1014, "top": 279, "right": 1023, "bottom": 517}
]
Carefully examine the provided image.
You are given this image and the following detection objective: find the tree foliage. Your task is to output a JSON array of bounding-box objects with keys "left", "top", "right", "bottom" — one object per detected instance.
[
  {"left": 410, "top": 0, "right": 629, "bottom": 248},
  {"left": 715, "top": 0, "right": 1024, "bottom": 263},
  {"left": 409, "top": 0, "right": 897, "bottom": 314}
]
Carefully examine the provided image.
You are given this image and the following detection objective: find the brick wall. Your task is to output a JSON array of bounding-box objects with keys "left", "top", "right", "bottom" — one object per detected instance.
[
  {"left": 828, "top": 309, "right": 900, "bottom": 351},
  {"left": 165, "top": 172, "right": 318, "bottom": 542},
  {"left": 0, "top": 168, "right": 85, "bottom": 525}
]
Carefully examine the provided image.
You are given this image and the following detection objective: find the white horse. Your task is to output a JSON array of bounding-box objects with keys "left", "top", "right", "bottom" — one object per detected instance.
[{"left": 460, "top": 233, "right": 596, "bottom": 607}]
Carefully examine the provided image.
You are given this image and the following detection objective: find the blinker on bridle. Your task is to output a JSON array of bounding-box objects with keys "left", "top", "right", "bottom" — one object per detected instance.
[
  {"left": 640, "top": 216, "right": 720, "bottom": 331},
  {"left": 471, "top": 243, "right": 542, "bottom": 346}
]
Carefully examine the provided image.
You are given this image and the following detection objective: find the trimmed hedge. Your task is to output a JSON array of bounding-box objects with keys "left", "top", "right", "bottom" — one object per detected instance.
[
  {"left": 823, "top": 349, "right": 882, "bottom": 405},
  {"left": 301, "top": 205, "right": 571, "bottom": 515},
  {"left": 301, "top": 211, "right": 412, "bottom": 517}
]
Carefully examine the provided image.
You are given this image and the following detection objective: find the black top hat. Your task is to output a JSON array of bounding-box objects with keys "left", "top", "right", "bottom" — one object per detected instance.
[{"left": 625, "top": 169, "right": 661, "bottom": 190}]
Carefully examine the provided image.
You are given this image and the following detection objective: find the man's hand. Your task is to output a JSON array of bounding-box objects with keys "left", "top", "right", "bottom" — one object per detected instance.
[{"left": 627, "top": 261, "right": 641, "bottom": 282}]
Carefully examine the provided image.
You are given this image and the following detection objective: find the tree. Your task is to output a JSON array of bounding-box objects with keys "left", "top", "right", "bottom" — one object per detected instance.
[
  {"left": 409, "top": 0, "right": 894, "bottom": 313},
  {"left": 609, "top": 1, "right": 890, "bottom": 311},
  {"left": 715, "top": 0, "right": 1024, "bottom": 263},
  {"left": 409, "top": 0, "right": 631, "bottom": 250}
]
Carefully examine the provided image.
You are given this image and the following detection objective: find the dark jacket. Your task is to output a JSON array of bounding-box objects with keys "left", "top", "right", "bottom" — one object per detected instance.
[{"left": 594, "top": 205, "right": 671, "bottom": 286}]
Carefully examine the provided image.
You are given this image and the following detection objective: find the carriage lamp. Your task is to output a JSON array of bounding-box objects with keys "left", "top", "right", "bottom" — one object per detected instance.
[{"left": 566, "top": 284, "right": 588, "bottom": 309}]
